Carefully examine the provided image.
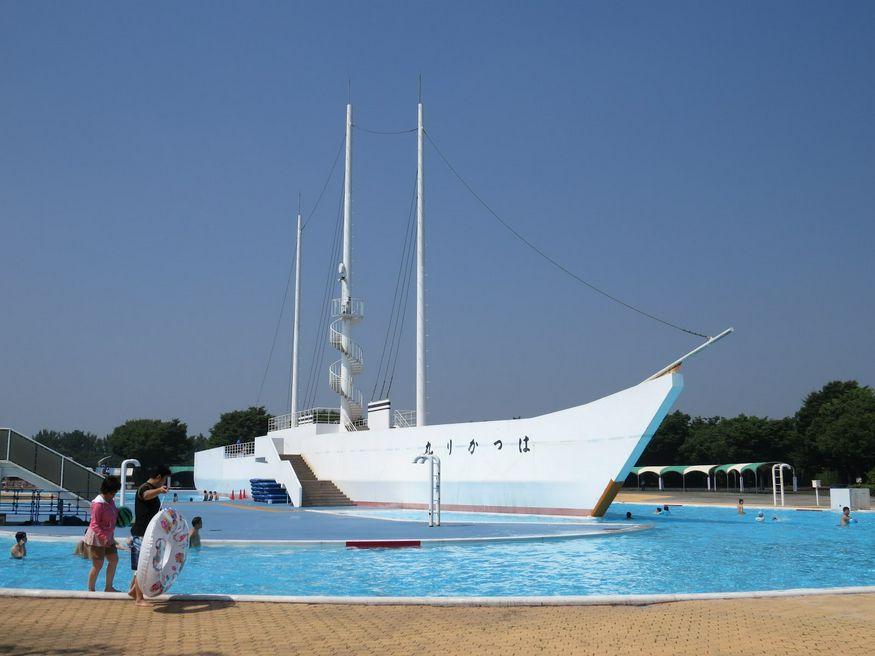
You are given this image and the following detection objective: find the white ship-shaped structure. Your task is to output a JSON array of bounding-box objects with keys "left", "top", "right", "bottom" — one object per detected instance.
[{"left": 195, "top": 100, "right": 732, "bottom": 516}]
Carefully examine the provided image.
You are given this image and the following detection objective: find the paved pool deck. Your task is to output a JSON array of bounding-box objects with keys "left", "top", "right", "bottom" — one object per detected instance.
[{"left": 2, "top": 592, "right": 874, "bottom": 655}]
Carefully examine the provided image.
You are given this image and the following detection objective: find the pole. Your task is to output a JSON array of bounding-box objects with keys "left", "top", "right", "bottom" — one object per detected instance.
[
  {"left": 427, "top": 456, "right": 434, "bottom": 527},
  {"left": 416, "top": 97, "right": 427, "bottom": 426},
  {"left": 340, "top": 102, "right": 353, "bottom": 428},
  {"left": 291, "top": 201, "right": 302, "bottom": 426}
]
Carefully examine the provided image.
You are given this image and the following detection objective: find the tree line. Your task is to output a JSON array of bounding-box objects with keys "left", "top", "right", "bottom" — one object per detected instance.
[
  {"left": 32, "top": 406, "right": 271, "bottom": 472},
  {"left": 638, "top": 380, "right": 875, "bottom": 486}
]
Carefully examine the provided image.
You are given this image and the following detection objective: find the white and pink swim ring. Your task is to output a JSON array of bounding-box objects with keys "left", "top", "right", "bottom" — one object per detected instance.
[{"left": 137, "top": 507, "right": 190, "bottom": 598}]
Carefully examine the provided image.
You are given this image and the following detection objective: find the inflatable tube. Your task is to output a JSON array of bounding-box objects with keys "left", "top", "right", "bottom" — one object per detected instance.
[
  {"left": 136, "top": 507, "right": 189, "bottom": 598},
  {"left": 116, "top": 506, "right": 133, "bottom": 528}
]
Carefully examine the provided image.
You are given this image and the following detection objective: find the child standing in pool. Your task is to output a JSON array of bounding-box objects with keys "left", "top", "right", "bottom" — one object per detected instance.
[
  {"left": 189, "top": 516, "right": 203, "bottom": 548},
  {"left": 84, "top": 476, "right": 122, "bottom": 592},
  {"left": 737, "top": 498, "right": 745, "bottom": 515},
  {"left": 10, "top": 531, "right": 27, "bottom": 559}
]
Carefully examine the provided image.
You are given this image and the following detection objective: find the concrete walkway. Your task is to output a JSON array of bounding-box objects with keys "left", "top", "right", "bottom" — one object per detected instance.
[{"left": 1, "top": 592, "right": 873, "bottom": 655}]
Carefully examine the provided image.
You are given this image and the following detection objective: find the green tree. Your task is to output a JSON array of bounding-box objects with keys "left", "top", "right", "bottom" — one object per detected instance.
[
  {"left": 207, "top": 406, "right": 269, "bottom": 448},
  {"left": 182, "top": 433, "right": 209, "bottom": 464},
  {"left": 677, "top": 416, "right": 725, "bottom": 463},
  {"left": 810, "top": 386, "right": 875, "bottom": 483},
  {"left": 33, "top": 429, "right": 108, "bottom": 467},
  {"left": 106, "top": 419, "right": 190, "bottom": 472},
  {"left": 796, "top": 380, "right": 860, "bottom": 437},
  {"left": 675, "top": 414, "right": 796, "bottom": 465},
  {"left": 794, "top": 380, "right": 860, "bottom": 479},
  {"left": 638, "top": 411, "right": 690, "bottom": 465}
]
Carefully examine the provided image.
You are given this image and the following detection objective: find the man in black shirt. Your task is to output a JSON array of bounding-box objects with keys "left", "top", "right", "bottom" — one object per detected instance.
[{"left": 129, "top": 464, "right": 171, "bottom": 607}]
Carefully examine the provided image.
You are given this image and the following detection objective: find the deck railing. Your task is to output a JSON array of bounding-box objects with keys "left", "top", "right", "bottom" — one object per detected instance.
[
  {"left": 268, "top": 408, "right": 341, "bottom": 432},
  {"left": 223, "top": 441, "right": 255, "bottom": 458}
]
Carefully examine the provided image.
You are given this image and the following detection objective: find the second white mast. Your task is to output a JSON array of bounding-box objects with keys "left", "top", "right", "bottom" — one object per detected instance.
[
  {"left": 290, "top": 200, "right": 302, "bottom": 426},
  {"left": 416, "top": 99, "right": 427, "bottom": 426}
]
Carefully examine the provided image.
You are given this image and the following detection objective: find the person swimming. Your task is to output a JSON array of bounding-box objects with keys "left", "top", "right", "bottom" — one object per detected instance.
[{"left": 756, "top": 511, "right": 765, "bottom": 522}]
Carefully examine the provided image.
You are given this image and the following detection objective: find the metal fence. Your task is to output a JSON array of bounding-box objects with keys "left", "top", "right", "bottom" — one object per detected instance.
[
  {"left": 223, "top": 441, "right": 256, "bottom": 458},
  {"left": 1, "top": 428, "right": 105, "bottom": 503},
  {"left": 0, "top": 488, "right": 90, "bottom": 524}
]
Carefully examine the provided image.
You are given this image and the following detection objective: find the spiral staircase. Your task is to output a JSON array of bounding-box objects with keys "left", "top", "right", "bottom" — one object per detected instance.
[{"left": 329, "top": 297, "right": 365, "bottom": 429}]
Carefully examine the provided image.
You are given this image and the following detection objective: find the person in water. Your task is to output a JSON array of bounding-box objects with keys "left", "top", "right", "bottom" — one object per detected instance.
[
  {"left": 737, "top": 498, "right": 745, "bottom": 515},
  {"left": 662, "top": 504, "right": 671, "bottom": 514},
  {"left": 756, "top": 511, "right": 765, "bottom": 522},
  {"left": 10, "top": 532, "right": 27, "bottom": 559},
  {"left": 840, "top": 506, "right": 852, "bottom": 527},
  {"left": 189, "top": 516, "right": 203, "bottom": 548},
  {"left": 625, "top": 512, "right": 633, "bottom": 520},
  {"left": 84, "top": 476, "right": 122, "bottom": 592}
]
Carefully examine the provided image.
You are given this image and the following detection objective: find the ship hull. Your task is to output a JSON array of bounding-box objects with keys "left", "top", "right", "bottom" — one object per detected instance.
[{"left": 195, "top": 373, "right": 682, "bottom": 516}]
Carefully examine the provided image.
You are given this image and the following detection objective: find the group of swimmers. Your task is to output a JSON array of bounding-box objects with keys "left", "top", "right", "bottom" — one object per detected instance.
[
  {"left": 202, "top": 490, "right": 220, "bottom": 501},
  {"left": 621, "top": 498, "right": 859, "bottom": 526}
]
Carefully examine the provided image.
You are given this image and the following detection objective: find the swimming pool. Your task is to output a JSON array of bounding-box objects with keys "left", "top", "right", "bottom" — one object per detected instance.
[{"left": 2, "top": 504, "right": 871, "bottom": 597}]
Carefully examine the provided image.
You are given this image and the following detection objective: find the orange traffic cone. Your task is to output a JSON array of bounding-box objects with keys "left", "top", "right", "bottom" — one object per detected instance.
[{"left": 230, "top": 490, "right": 235, "bottom": 500}]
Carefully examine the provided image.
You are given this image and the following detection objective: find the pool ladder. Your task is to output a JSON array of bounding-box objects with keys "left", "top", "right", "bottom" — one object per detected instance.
[{"left": 412, "top": 455, "right": 441, "bottom": 527}]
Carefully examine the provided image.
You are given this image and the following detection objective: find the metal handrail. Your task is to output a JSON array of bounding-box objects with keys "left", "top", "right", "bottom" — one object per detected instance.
[
  {"left": 329, "top": 361, "right": 364, "bottom": 410},
  {"left": 0, "top": 428, "right": 105, "bottom": 503},
  {"left": 393, "top": 410, "right": 416, "bottom": 428},
  {"left": 329, "top": 320, "right": 364, "bottom": 371},
  {"left": 268, "top": 408, "right": 342, "bottom": 432},
  {"left": 331, "top": 297, "right": 364, "bottom": 319}
]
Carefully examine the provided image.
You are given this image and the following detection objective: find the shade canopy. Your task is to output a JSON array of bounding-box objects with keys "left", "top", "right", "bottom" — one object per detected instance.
[{"left": 631, "top": 463, "right": 788, "bottom": 477}]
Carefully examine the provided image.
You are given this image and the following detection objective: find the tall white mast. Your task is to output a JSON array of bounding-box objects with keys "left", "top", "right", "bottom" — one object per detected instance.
[
  {"left": 416, "top": 93, "right": 427, "bottom": 426},
  {"left": 340, "top": 102, "right": 354, "bottom": 428},
  {"left": 290, "top": 197, "right": 302, "bottom": 427},
  {"left": 329, "top": 101, "right": 364, "bottom": 429}
]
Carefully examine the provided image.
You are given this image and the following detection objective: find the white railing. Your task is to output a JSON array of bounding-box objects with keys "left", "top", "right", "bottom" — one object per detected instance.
[
  {"left": 329, "top": 321, "right": 363, "bottom": 373},
  {"left": 329, "top": 361, "right": 364, "bottom": 413},
  {"left": 223, "top": 441, "right": 255, "bottom": 458},
  {"left": 393, "top": 410, "right": 417, "bottom": 428},
  {"left": 344, "top": 417, "right": 369, "bottom": 432},
  {"left": 268, "top": 408, "right": 341, "bottom": 432},
  {"left": 331, "top": 297, "right": 364, "bottom": 320}
]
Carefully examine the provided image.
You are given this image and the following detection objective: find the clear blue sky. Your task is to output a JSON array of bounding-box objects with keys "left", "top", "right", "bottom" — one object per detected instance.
[{"left": 2, "top": 1, "right": 873, "bottom": 439}]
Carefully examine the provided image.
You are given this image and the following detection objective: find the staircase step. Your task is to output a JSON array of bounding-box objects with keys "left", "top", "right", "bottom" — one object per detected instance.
[{"left": 280, "top": 454, "right": 355, "bottom": 507}]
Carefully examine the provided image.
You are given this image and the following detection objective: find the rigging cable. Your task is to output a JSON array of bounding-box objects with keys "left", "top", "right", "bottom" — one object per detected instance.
[
  {"left": 302, "top": 178, "right": 345, "bottom": 410},
  {"left": 255, "top": 245, "right": 294, "bottom": 407},
  {"left": 354, "top": 125, "right": 417, "bottom": 136},
  {"left": 370, "top": 172, "right": 418, "bottom": 402},
  {"left": 255, "top": 136, "right": 345, "bottom": 409},
  {"left": 424, "top": 130, "right": 711, "bottom": 340}
]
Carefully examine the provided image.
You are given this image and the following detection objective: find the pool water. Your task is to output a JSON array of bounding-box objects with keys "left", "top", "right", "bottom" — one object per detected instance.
[{"left": 3, "top": 504, "right": 872, "bottom": 597}]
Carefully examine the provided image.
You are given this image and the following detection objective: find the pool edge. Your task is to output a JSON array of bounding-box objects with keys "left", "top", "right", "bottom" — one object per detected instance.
[{"left": 3, "top": 585, "right": 875, "bottom": 607}]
